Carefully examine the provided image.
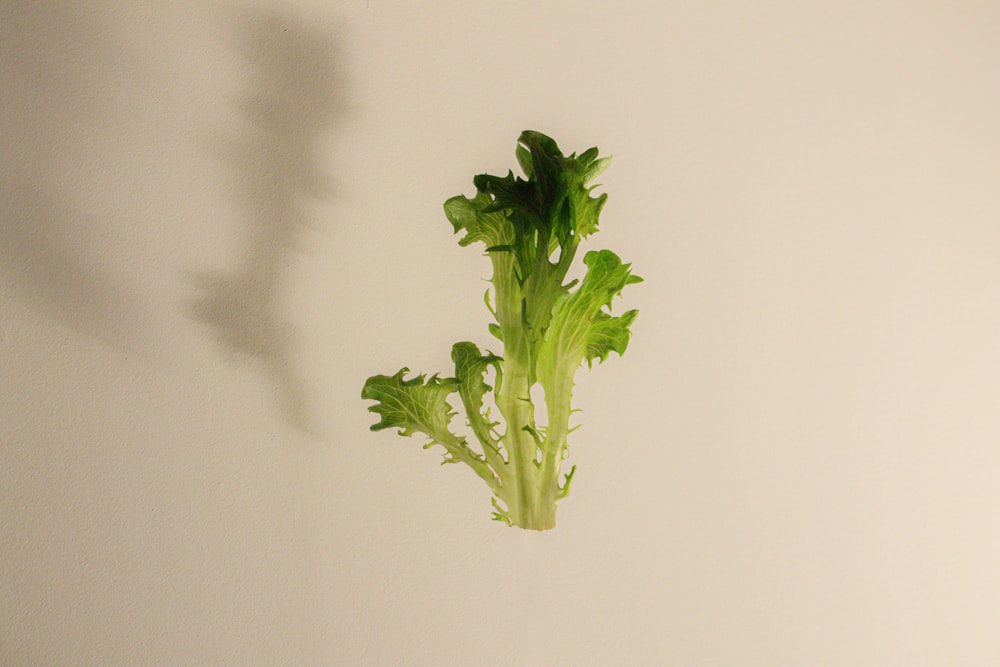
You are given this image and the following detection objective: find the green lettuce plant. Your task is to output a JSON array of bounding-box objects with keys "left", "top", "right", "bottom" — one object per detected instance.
[{"left": 362, "top": 131, "right": 640, "bottom": 530}]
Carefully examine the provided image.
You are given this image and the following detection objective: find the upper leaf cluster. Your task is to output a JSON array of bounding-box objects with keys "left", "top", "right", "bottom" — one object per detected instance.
[
  {"left": 470, "top": 130, "right": 611, "bottom": 284},
  {"left": 446, "top": 131, "right": 636, "bottom": 385}
]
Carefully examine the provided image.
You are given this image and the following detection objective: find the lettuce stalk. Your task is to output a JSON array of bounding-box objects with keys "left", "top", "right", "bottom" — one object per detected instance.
[{"left": 362, "top": 131, "right": 640, "bottom": 530}]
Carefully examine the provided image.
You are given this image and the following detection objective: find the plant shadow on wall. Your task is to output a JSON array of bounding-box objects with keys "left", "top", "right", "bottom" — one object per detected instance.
[
  {"left": 0, "top": 3, "right": 147, "bottom": 349},
  {"left": 189, "top": 10, "right": 341, "bottom": 432}
]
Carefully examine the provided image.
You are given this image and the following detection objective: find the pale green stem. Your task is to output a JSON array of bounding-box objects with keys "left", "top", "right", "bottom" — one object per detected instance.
[
  {"left": 436, "top": 431, "right": 502, "bottom": 495},
  {"left": 539, "top": 371, "right": 574, "bottom": 508},
  {"left": 496, "top": 347, "right": 542, "bottom": 528}
]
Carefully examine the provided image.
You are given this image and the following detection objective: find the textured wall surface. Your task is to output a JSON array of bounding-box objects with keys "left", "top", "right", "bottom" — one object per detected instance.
[{"left": 3, "top": 1, "right": 999, "bottom": 664}]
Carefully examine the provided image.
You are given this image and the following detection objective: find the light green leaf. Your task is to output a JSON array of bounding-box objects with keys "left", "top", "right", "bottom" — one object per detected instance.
[
  {"left": 536, "top": 250, "right": 640, "bottom": 386},
  {"left": 444, "top": 192, "right": 513, "bottom": 249},
  {"left": 585, "top": 309, "right": 639, "bottom": 367},
  {"left": 452, "top": 342, "right": 502, "bottom": 425},
  {"left": 361, "top": 369, "right": 459, "bottom": 439},
  {"left": 362, "top": 367, "right": 502, "bottom": 493},
  {"left": 561, "top": 150, "right": 609, "bottom": 239}
]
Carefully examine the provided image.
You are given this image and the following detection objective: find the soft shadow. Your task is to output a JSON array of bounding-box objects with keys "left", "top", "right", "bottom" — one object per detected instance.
[
  {"left": 189, "top": 10, "right": 341, "bottom": 431},
  {"left": 1, "top": 182, "right": 143, "bottom": 347},
  {"left": 0, "top": 3, "right": 146, "bottom": 349}
]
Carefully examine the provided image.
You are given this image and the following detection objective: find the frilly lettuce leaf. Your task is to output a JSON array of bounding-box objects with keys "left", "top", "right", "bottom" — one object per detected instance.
[
  {"left": 536, "top": 249, "right": 641, "bottom": 387},
  {"left": 443, "top": 191, "right": 513, "bottom": 249},
  {"left": 361, "top": 369, "right": 459, "bottom": 439}
]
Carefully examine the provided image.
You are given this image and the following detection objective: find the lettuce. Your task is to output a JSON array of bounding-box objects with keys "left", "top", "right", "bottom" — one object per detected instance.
[{"left": 362, "top": 131, "right": 640, "bottom": 529}]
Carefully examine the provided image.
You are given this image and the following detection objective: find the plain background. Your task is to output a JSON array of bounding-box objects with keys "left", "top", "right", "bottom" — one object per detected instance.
[{"left": 3, "top": 1, "right": 999, "bottom": 664}]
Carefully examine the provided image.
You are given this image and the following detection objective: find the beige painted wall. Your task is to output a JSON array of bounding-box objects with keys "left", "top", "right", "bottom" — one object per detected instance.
[{"left": 3, "top": 1, "right": 999, "bottom": 664}]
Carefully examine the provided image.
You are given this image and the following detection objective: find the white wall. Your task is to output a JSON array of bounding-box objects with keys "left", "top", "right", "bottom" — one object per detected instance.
[{"left": 3, "top": 1, "right": 999, "bottom": 664}]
